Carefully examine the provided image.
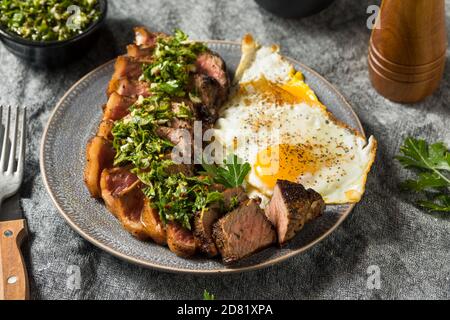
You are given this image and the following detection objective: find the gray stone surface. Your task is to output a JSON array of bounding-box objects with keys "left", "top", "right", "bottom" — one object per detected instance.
[{"left": 0, "top": 0, "right": 449, "bottom": 300}]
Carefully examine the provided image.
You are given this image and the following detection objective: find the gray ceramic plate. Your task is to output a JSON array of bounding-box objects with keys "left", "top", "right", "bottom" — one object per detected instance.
[{"left": 41, "top": 41, "right": 364, "bottom": 274}]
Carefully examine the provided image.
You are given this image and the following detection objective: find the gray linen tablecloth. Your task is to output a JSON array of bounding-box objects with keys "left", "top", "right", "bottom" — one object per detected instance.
[{"left": 0, "top": 0, "right": 449, "bottom": 300}]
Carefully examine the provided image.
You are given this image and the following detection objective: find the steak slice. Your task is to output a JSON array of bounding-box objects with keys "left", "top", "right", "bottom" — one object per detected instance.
[
  {"left": 222, "top": 187, "right": 249, "bottom": 212},
  {"left": 112, "top": 78, "right": 151, "bottom": 98},
  {"left": 194, "top": 187, "right": 249, "bottom": 257},
  {"left": 265, "top": 180, "right": 325, "bottom": 245},
  {"left": 127, "top": 44, "right": 153, "bottom": 62},
  {"left": 112, "top": 56, "right": 142, "bottom": 82},
  {"left": 84, "top": 136, "right": 115, "bottom": 198},
  {"left": 134, "top": 27, "right": 165, "bottom": 48},
  {"left": 195, "top": 51, "right": 230, "bottom": 104},
  {"left": 167, "top": 222, "right": 196, "bottom": 257},
  {"left": 97, "top": 119, "right": 114, "bottom": 141},
  {"left": 141, "top": 198, "right": 167, "bottom": 245},
  {"left": 191, "top": 74, "right": 221, "bottom": 124},
  {"left": 156, "top": 126, "right": 193, "bottom": 167},
  {"left": 103, "top": 92, "right": 136, "bottom": 121},
  {"left": 213, "top": 199, "right": 276, "bottom": 263},
  {"left": 100, "top": 167, "right": 148, "bottom": 240},
  {"left": 194, "top": 207, "right": 222, "bottom": 257}
]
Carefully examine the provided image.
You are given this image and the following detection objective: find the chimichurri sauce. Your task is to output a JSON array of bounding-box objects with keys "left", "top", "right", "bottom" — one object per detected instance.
[{"left": 0, "top": 0, "right": 101, "bottom": 42}]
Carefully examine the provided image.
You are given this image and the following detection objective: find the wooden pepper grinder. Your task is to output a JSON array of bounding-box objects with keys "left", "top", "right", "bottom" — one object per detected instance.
[{"left": 368, "top": 0, "right": 447, "bottom": 103}]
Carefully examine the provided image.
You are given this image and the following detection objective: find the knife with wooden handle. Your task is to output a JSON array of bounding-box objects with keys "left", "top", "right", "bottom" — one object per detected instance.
[{"left": 0, "top": 194, "right": 29, "bottom": 300}]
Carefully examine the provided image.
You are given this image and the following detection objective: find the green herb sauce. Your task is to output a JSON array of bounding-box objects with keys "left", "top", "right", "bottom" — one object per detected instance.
[
  {"left": 112, "top": 31, "right": 219, "bottom": 230},
  {"left": 0, "top": 0, "right": 101, "bottom": 42}
]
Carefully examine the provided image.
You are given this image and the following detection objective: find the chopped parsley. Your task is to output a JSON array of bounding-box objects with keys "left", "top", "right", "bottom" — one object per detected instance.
[
  {"left": 0, "top": 0, "right": 101, "bottom": 42},
  {"left": 139, "top": 164, "right": 223, "bottom": 229},
  {"left": 112, "top": 96, "right": 221, "bottom": 230},
  {"left": 112, "top": 99, "right": 174, "bottom": 169},
  {"left": 142, "top": 29, "right": 207, "bottom": 101}
]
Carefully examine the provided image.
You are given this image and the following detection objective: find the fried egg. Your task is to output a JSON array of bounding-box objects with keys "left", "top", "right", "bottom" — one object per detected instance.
[{"left": 214, "top": 34, "right": 377, "bottom": 206}]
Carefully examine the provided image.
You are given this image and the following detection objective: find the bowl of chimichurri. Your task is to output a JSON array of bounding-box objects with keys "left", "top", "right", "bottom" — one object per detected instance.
[{"left": 0, "top": 0, "right": 107, "bottom": 66}]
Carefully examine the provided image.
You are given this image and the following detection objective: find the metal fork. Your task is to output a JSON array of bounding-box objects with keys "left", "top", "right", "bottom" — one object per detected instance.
[
  {"left": 0, "top": 106, "right": 26, "bottom": 204},
  {"left": 0, "top": 105, "right": 28, "bottom": 300}
]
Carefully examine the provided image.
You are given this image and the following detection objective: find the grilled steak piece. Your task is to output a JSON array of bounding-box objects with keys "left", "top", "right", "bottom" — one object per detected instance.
[
  {"left": 112, "top": 56, "right": 142, "bottom": 81},
  {"left": 84, "top": 136, "right": 115, "bottom": 198},
  {"left": 141, "top": 198, "right": 167, "bottom": 245},
  {"left": 156, "top": 126, "right": 194, "bottom": 168},
  {"left": 194, "top": 187, "right": 248, "bottom": 257},
  {"left": 265, "top": 180, "right": 325, "bottom": 245},
  {"left": 167, "top": 222, "right": 196, "bottom": 257},
  {"left": 127, "top": 44, "right": 153, "bottom": 62},
  {"left": 191, "top": 74, "right": 221, "bottom": 123},
  {"left": 165, "top": 161, "right": 194, "bottom": 177},
  {"left": 113, "top": 78, "right": 151, "bottom": 97},
  {"left": 107, "top": 56, "right": 144, "bottom": 96},
  {"left": 103, "top": 92, "right": 136, "bottom": 121},
  {"left": 100, "top": 167, "right": 148, "bottom": 240},
  {"left": 222, "top": 187, "right": 249, "bottom": 212},
  {"left": 194, "top": 207, "right": 222, "bottom": 257},
  {"left": 195, "top": 52, "right": 230, "bottom": 104},
  {"left": 213, "top": 199, "right": 276, "bottom": 263},
  {"left": 134, "top": 27, "right": 165, "bottom": 48},
  {"left": 97, "top": 119, "right": 114, "bottom": 141}
]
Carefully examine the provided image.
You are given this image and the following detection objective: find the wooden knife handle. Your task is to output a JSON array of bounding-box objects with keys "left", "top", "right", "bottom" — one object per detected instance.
[{"left": 0, "top": 219, "right": 29, "bottom": 300}]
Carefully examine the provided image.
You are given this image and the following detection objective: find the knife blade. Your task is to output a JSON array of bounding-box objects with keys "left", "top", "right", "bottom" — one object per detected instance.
[{"left": 0, "top": 194, "right": 23, "bottom": 221}]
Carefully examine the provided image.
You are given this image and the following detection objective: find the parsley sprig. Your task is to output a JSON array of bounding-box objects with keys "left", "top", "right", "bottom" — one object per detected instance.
[
  {"left": 202, "top": 154, "right": 251, "bottom": 188},
  {"left": 203, "top": 289, "right": 215, "bottom": 300},
  {"left": 397, "top": 137, "right": 450, "bottom": 212}
]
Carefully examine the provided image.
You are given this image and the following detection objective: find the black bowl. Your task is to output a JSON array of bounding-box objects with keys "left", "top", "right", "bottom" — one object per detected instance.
[
  {"left": 255, "top": 0, "right": 334, "bottom": 18},
  {"left": 0, "top": 0, "right": 107, "bottom": 67}
]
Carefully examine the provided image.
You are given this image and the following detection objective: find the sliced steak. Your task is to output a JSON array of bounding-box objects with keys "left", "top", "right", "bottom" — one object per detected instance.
[
  {"left": 113, "top": 78, "right": 151, "bottom": 97},
  {"left": 221, "top": 187, "right": 249, "bottom": 212},
  {"left": 100, "top": 167, "right": 148, "bottom": 240},
  {"left": 156, "top": 126, "right": 193, "bottom": 168},
  {"left": 194, "top": 187, "right": 248, "bottom": 257},
  {"left": 134, "top": 27, "right": 163, "bottom": 47},
  {"left": 97, "top": 119, "right": 114, "bottom": 141},
  {"left": 165, "top": 163, "right": 194, "bottom": 177},
  {"left": 141, "top": 198, "right": 167, "bottom": 245},
  {"left": 265, "top": 180, "right": 325, "bottom": 245},
  {"left": 112, "top": 56, "right": 142, "bottom": 81},
  {"left": 167, "top": 222, "right": 196, "bottom": 257},
  {"left": 194, "top": 207, "right": 222, "bottom": 257},
  {"left": 103, "top": 92, "right": 136, "bottom": 121},
  {"left": 127, "top": 44, "right": 153, "bottom": 62},
  {"left": 213, "top": 199, "right": 276, "bottom": 263},
  {"left": 195, "top": 51, "right": 230, "bottom": 104},
  {"left": 84, "top": 136, "right": 116, "bottom": 198},
  {"left": 191, "top": 74, "right": 221, "bottom": 123}
]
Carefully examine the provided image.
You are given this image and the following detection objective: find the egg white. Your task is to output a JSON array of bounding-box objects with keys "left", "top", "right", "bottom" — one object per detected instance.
[{"left": 214, "top": 35, "right": 377, "bottom": 205}]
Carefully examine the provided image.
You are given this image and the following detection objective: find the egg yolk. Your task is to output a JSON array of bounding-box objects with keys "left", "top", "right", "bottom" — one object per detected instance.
[
  {"left": 254, "top": 144, "right": 319, "bottom": 188},
  {"left": 280, "top": 72, "right": 319, "bottom": 106},
  {"left": 240, "top": 72, "right": 320, "bottom": 107}
]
